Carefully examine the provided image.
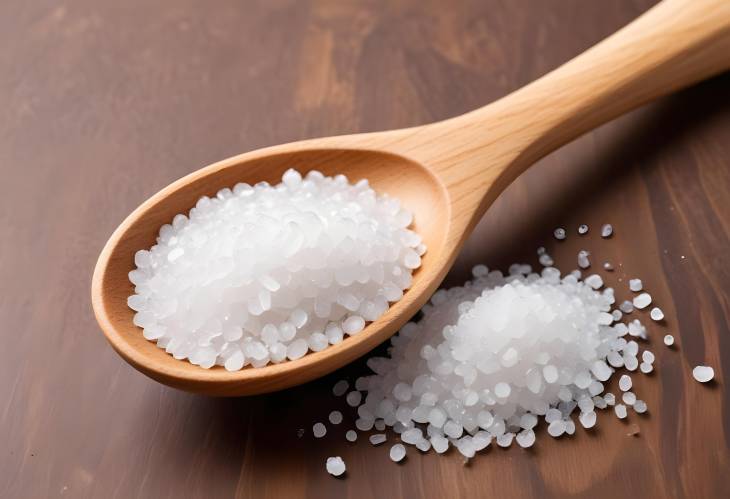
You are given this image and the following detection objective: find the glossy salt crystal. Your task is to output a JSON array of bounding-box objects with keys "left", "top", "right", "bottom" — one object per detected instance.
[
  {"left": 692, "top": 365, "right": 714, "bottom": 383},
  {"left": 329, "top": 411, "right": 343, "bottom": 425},
  {"left": 369, "top": 434, "right": 387, "bottom": 446},
  {"left": 650, "top": 307, "right": 664, "bottom": 321},
  {"left": 332, "top": 380, "right": 349, "bottom": 397},
  {"left": 326, "top": 456, "right": 346, "bottom": 477},
  {"left": 663, "top": 334, "right": 674, "bottom": 346},
  {"left": 578, "top": 250, "right": 591, "bottom": 269},
  {"left": 554, "top": 227, "right": 567, "bottom": 240},
  {"left": 579, "top": 411, "right": 597, "bottom": 428},
  {"left": 601, "top": 224, "right": 613, "bottom": 238},
  {"left": 516, "top": 430, "right": 536, "bottom": 448},
  {"left": 389, "top": 444, "right": 406, "bottom": 462},
  {"left": 633, "top": 400, "right": 648, "bottom": 414},
  {"left": 313, "top": 423, "right": 327, "bottom": 438},
  {"left": 629, "top": 279, "right": 643, "bottom": 292},
  {"left": 614, "top": 404, "right": 628, "bottom": 419},
  {"left": 619, "top": 300, "right": 634, "bottom": 314},
  {"left": 619, "top": 374, "right": 632, "bottom": 391},
  {"left": 345, "top": 430, "right": 358, "bottom": 442},
  {"left": 622, "top": 391, "right": 636, "bottom": 405},
  {"left": 633, "top": 293, "right": 652, "bottom": 309},
  {"left": 578, "top": 224, "right": 589, "bottom": 235}
]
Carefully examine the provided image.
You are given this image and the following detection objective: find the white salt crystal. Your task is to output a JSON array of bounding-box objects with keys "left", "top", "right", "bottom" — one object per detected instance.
[
  {"left": 601, "top": 224, "right": 613, "bottom": 238},
  {"left": 633, "top": 400, "right": 648, "bottom": 414},
  {"left": 633, "top": 293, "right": 652, "bottom": 309},
  {"left": 692, "top": 365, "right": 714, "bottom": 383},
  {"left": 622, "top": 391, "right": 636, "bottom": 405},
  {"left": 389, "top": 443, "right": 406, "bottom": 462},
  {"left": 329, "top": 411, "right": 343, "bottom": 425},
  {"left": 326, "top": 456, "right": 346, "bottom": 477},
  {"left": 369, "top": 434, "right": 387, "bottom": 446},
  {"left": 579, "top": 411, "right": 597, "bottom": 429},
  {"left": 650, "top": 307, "right": 664, "bottom": 321},
  {"left": 663, "top": 334, "right": 674, "bottom": 346},
  {"left": 332, "top": 380, "right": 349, "bottom": 397},
  {"left": 578, "top": 224, "right": 589, "bottom": 235},
  {"left": 619, "top": 375, "right": 632, "bottom": 391},
  {"left": 554, "top": 228, "right": 566, "bottom": 240},
  {"left": 578, "top": 250, "right": 591, "bottom": 269},
  {"left": 496, "top": 433, "right": 514, "bottom": 447},
  {"left": 585, "top": 274, "right": 603, "bottom": 290},
  {"left": 516, "top": 430, "right": 536, "bottom": 448},
  {"left": 619, "top": 300, "right": 634, "bottom": 314},
  {"left": 345, "top": 430, "right": 358, "bottom": 442},
  {"left": 346, "top": 391, "right": 362, "bottom": 407},
  {"left": 313, "top": 423, "right": 327, "bottom": 438},
  {"left": 547, "top": 420, "right": 565, "bottom": 437},
  {"left": 430, "top": 435, "right": 449, "bottom": 454},
  {"left": 642, "top": 351, "right": 655, "bottom": 364},
  {"left": 639, "top": 362, "right": 652, "bottom": 374},
  {"left": 614, "top": 404, "right": 628, "bottom": 419},
  {"left": 629, "top": 279, "right": 643, "bottom": 292}
]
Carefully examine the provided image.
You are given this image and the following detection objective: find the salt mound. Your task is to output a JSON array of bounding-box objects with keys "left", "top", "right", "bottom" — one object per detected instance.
[
  {"left": 127, "top": 169, "right": 424, "bottom": 369},
  {"left": 352, "top": 264, "right": 643, "bottom": 455}
]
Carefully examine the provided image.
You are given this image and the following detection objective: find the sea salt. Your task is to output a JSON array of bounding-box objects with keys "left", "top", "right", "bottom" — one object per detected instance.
[
  {"left": 329, "top": 411, "right": 343, "bottom": 425},
  {"left": 692, "top": 366, "right": 714, "bottom": 383},
  {"left": 601, "top": 224, "right": 613, "bottom": 238},
  {"left": 633, "top": 293, "right": 652, "bottom": 309},
  {"left": 578, "top": 250, "right": 591, "bottom": 269},
  {"left": 313, "top": 423, "right": 327, "bottom": 438},
  {"left": 330, "top": 261, "right": 649, "bottom": 456},
  {"left": 345, "top": 430, "right": 358, "bottom": 442},
  {"left": 663, "top": 334, "right": 674, "bottom": 346},
  {"left": 578, "top": 224, "right": 589, "bottom": 235},
  {"left": 389, "top": 444, "right": 406, "bottom": 462},
  {"left": 128, "top": 169, "right": 424, "bottom": 369},
  {"left": 554, "top": 228, "right": 566, "bottom": 240},
  {"left": 650, "top": 307, "right": 664, "bottom": 321},
  {"left": 369, "top": 434, "right": 387, "bottom": 446},
  {"left": 629, "top": 279, "right": 643, "bottom": 292},
  {"left": 326, "top": 456, "right": 346, "bottom": 476}
]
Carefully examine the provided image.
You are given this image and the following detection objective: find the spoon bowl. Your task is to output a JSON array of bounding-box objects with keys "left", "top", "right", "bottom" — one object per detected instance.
[
  {"left": 92, "top": 0, "right": 730, "bottom": 395},
  {"left": 93, "top": 140, "right": 457, "bottom": 395}
]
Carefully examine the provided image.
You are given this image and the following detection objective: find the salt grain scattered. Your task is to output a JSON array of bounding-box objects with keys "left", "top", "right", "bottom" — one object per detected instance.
[
  {"left": 614, "top": 404, "right": 628, "bottom": 419},
  {"left": 554, "top": 228, "right": 566, "bottom": 240},
  {"left": 332, "top": 380, "right": 349, "bottom": 397},
  {"left": 313, "top": 423, "right": 327, "bottom": 438},
  {"left": 633, "top": 293, "right": 652, "bottom": 309},
  {"left": 663, "top": 334, "right": 674, "bottom": 346},
  {"left": 326, "top": 456, "right": 346, "bottom": 476},
  {"left": 578, "top": 224, "right": 589, "bottom": 235},
  {"left": 329, "top": 411, "right": 343, "bottom": 425},
  {"left": 389, "top": 444, "right": 406, "bottom": 462},
  {"left": 692, "top": 366, "right": 714, "bottom": 383},
  {"left": 629, "top": 279, "right": 643, "bottom": 292},
  {"left": 601, "top": 224, "right": 613, "bottom": 238},
  {"left": 619, "top": 374, "right": 632, "bottom": 391},
  {"left": 345, "top": 430, "right": 358, "bottom": 442},
  {"left": 369, "top": 434, "right": 387, "bottom": 446},
  {"left": 578, "top": 250, "right": 591, "bottom": 269},
  {"left": 650, "top": 307, "right": 664, "bottom": 321}
]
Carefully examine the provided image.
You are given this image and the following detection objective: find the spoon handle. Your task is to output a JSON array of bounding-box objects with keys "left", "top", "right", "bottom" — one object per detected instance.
[{"left": 429, "top": 0, "right": 730, "bottom": 194}]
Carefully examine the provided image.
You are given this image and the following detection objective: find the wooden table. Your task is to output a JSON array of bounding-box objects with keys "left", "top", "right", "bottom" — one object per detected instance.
[{"left": 2, "top": 0, "right": 729, "bottom": 497}]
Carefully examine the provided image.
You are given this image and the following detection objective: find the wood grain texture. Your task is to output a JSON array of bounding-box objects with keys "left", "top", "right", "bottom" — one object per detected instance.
[{"left": 2, "top": 0, "right": 729, "bottom": 497}]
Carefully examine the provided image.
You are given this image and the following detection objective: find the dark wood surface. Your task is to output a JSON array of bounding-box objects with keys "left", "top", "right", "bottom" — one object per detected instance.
[{"left": 2, "top": 0, "right": 729, "bottom": 497}]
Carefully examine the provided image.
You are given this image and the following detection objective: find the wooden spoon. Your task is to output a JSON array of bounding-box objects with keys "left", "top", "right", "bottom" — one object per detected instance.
[{"left": 92, "top": 0, "right": 730, "bottom": 396}]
